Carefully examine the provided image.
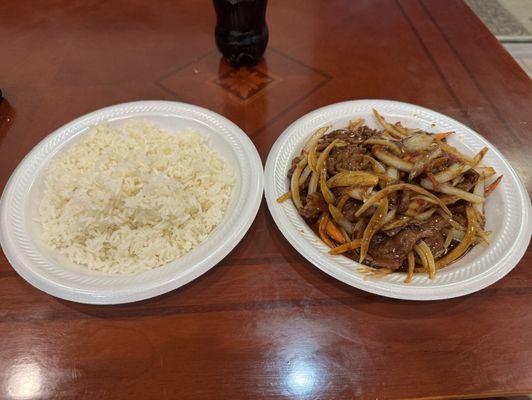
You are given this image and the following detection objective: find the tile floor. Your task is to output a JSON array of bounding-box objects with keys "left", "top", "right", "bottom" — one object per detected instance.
[
  {"left": 466, "top": 0, "right": 532, "bottom": 78},
  {"left": 504, "top": 43, "right": 532, "bottom": 77}
]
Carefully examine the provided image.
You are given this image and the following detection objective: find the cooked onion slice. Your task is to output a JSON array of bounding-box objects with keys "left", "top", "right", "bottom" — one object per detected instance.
[
  {"left": 359, "top": 197, "right": 388, "bottom": 262},
  {"left": 409, "top": 147, "right": 442, "bottom": 181},
  {"left": 473, "top": 173, "right": 485, "bottom": 216},
  {"left": 403, "top": 133, "right": 434, "bottom": 152},
  {"left": 364, "top": 138, "right": 402, "bottom": 155},
  {"left": 433, "top": 148, "right": 487, "bottom": 184},
  {"left": 386, "top": 167, "right": 399, "bottom": 181},
  {"left": 382, "top": 216, "right": 410, "bottom": 231},
  {"left": 299, "top": 164, "right": 312, "bottom": 187},
  {"left": 290, "top": 157, "right": 308, "bottom": 209},
  {"left": 404, "top": 252, "right": 416, "bottom": 283},
  {"left": 353, "top": 218, "right": 366, "bottom": 239},
  {"left": 438, "top": 141, "right": 475, "bottom": 165},
  {"left": 377, "top": 208, "right": 397, "bottom": 229},
  {"left": 474, "top": 166, "right": 496, "bottom": 178},
  {"left": 438, "top": 194, "right": 461, "bottom": 205},
  {"left": 355, "top": 183, "right": 452, "bottom": 218},
  {"left": 349, "top": 154, "right": 386, "bottom": 174},
  {"left": 276, "top": 191, "right": 291, "bottom": 203},
  {"left": 336, "top": 193, "right": 350, "bottom": 211},
  {"left": 348, "top": 119, "right": 364, "bottom": 130},
  {"left": 373, "top": 148, "right": 413, "bottom": 172},
  {"left": 444, "top": 228, "right": 454, "bottom": 249},
  {"left": 308, "top": 170, "right": 319, "bottom": 195},
  {"left": 316, "top": 139, "right": 339, "bottom": 172},
  {"left": 329, "top": 204, "right": 355, "bottom": 235},
  {"left": 421, "top": 179, "right": 485, "bottom": 203},
  {"left": 433, "top": 148, "right": 486, "bottom": 185},
  {"left": 414, "top": 243, "right": 428, "bottom": 273},
  {"left": 347, "top": 186, "right": 373, "bottom": 201},
  {"left": 416, "top": 240, "right": 436, "bottom": 279},
  {"left": 436, "top": 209, "right": 465, "bottom": 231},
  {"left": 433, "top": 163, "right": 467, "bottom": 184},
  {"left": 373, "top": 109, "right": 405, "bottom": 138},
  {"left": 406, "top": 207, "right": 436, "bottom": 221},
  {"left": 327, "top": 171, "right": 379, "bottom": 188},
  {"left": 308, "top": 142, "right": 319, "bottom": 172},
  {"left": 436, "top": 206, "right": 476, "bottom": 269},
  {"left": 411, "top": 195, "right": 441, "bottom": 206},
  {"left": 320, "top": 167, "right": 336, "bottom": 204},
  {"left": 303, "top": 125, "right": 331, "bottom": 153}
]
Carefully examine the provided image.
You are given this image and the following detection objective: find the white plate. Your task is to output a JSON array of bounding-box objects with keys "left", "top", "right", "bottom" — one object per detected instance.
[
  {"left": 0, "top": 101, "right": 263, "bottom": 304},
  {"left": 265, "top": 100, "right": 531, "bottom": 300}
]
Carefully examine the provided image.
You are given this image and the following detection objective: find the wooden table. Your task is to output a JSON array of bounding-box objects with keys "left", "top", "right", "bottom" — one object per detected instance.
[{"left": 1, "top": 1, "right": 531, "bottom": 399}]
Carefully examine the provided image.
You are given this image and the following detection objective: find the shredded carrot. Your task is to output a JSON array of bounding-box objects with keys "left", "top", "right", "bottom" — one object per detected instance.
[
  {"left": 329, "top": 239, "right": 362, "bottom": 255},
  {"left": 432, "top": 131, "right": 454, "bottom": 140},
  {"left": 484, "top": 175, "right": 503, "bottom": 196},
  {"left": 325, "top": 220, "right": 346, "bottom": 244},
  {"left": 318, "top": 214, "right": 335, "bottom": 248}
]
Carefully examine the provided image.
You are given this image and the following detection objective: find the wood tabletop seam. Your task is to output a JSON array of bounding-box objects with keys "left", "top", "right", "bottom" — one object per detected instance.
[
  {"left": 396, "top": 0, "right": 471, "bottom": 125},
  {"left": 419, "top": 0, "right": 517, "bottom": 138}
]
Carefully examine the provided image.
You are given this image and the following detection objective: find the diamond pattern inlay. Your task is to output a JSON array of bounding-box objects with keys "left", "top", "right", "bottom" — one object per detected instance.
[
  {"left": 214, "top": 67, "right": 274, "bottom": 100},
  {"left": 156, "top": 48, "right": 330, "bottom": 134}
]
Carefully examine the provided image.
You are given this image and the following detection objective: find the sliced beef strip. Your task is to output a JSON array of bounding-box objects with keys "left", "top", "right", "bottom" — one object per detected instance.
[
  {"left": 419, "top": 215, "right": 450, "bottom": 258},
  {"left": 456, "top": 169, "right": 479, "bottom": 192},
  {"left": 383, "top": 221, "right": 411, "bottom": 237},
  {"left": 342, "top": 199, "right": 360, "bottom": 222},
  {"left": 420, "top": 214, "right": 449, "bottom": 232},
  {"left": 397, "top": 190, "right": 411, "bottom": 214},
  {"left": 319, "top": 127, "right": 380, "bottom": 174},
  {"left": 366, "top": 226, "right": 433, "bottom": 270},
  {"left": 327, "top": 145, "right": 364, "bottom": 173},
  {"left": 299, "top": 192, "right": 328, "bottom": 223},
  {"left": 287, "top": 155, "right": 303, "bottom": 178},
  {"left": 317, "top": 127, "right": 378, "bottom": 150},
  {"left": 366, "top": 215, "right": 450, "bottom": 270},
  {"left": 388, "top": 193, "right": 399, "bottom": 209},
  {"left": 384, "top": 214, "right": 449, "bottom": 237},
  {"left": 423, "top": 231, "right": 447, "bottom": 258}
]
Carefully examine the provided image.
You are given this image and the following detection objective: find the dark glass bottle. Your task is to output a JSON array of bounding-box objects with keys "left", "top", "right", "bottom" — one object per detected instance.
[{"left": 213, "top": 0, "right": 268, "bottom": 67}]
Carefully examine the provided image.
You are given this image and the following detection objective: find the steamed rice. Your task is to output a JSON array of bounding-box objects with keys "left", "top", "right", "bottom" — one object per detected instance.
[{"left": 38, "top": 120, "right": 234, "bottom": 274}]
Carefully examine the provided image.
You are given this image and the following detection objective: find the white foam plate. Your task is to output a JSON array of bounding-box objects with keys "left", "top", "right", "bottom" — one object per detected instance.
[
  {"left": 0, "top": 101, "right": 264, "bottom": 304},
  {"left": 265, "top": 100, "right": 531, "bottom": 300}
]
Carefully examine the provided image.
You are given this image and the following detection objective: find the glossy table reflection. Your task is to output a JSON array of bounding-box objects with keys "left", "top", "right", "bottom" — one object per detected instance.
[{"left": 1, "top": 0, "right": 531, "bottom": 399}]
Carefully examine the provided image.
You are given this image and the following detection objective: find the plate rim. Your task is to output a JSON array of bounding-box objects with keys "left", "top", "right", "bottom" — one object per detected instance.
[
  {"left": 0, "top": 100, "right": 264, "bottom": 304},
  {"left": 264, "top": 99, "right": 531, "bottom": 300}
]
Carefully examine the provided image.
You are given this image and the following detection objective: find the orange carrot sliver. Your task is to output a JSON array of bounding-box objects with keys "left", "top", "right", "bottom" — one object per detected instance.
[
  {"left": 432, "top": 131, "right": 454, "bottom": 140},
  {"left": 329, "top": 239, "right": 362, "bottom": 255},
  {"left": 485, "top": 175, "right": 503, "bottom": 196},
  {"left": 326, "top": 220, "right": 346, "bottom": 244},
  {"left": 318, "top": 214, "right": 335, "bottom": 248}
]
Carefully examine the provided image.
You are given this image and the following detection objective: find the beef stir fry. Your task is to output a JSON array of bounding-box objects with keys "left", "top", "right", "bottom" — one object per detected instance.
[{"left": 278, "top": 110, "right": 503, "bottom": 283}]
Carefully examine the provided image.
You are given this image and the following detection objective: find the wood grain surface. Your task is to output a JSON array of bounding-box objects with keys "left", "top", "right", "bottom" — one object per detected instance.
[{"left": 0, "top": 0, "right": 531, "bottom": 399}]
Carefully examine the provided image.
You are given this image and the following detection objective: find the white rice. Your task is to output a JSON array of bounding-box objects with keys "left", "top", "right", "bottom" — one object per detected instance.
[{"left": 38, "top": 120, "right": 234, "bottom": 274}]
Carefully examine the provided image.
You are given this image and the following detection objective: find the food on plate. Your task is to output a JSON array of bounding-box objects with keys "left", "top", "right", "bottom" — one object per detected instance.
[
  {"left": 278, "top": 109, "right": 502, "bottom": 282},
  {"left": 39, "top": 120, "right": 234, "bottom": 274}
]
